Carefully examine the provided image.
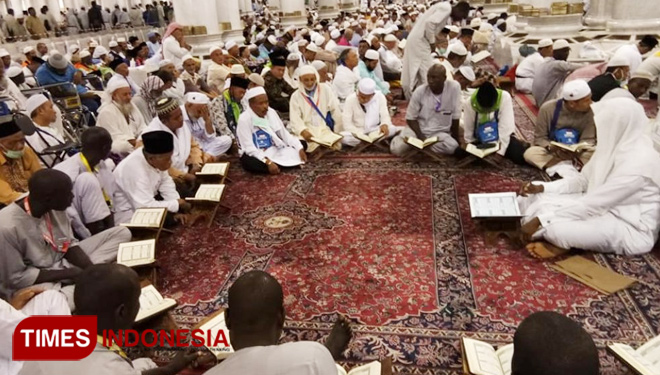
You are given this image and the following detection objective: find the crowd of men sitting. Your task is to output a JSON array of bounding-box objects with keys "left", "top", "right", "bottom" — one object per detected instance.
[{"left": 1, "top": 0, "right": 660, "bottom": 374}]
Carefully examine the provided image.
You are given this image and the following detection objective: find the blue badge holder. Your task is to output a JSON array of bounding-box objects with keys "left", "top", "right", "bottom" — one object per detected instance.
[
  {"left": 253, "top": 129, "right": 273, "bottom": 149},
  {"left": 476, "top": 120, "right": 499, "bottom": 144},
  {"left": 553, "top": 128, "right": 580, "bottom": 145}
]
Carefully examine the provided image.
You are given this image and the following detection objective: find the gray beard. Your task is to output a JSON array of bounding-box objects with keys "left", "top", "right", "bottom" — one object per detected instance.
[{"left": 114, "top": 101, "right": 133, "bottom": 117}]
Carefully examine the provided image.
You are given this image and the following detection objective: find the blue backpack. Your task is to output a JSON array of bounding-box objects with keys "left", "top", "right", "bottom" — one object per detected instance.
[{"left": 549, "top": 100, "right": 580, "bottom": 145}]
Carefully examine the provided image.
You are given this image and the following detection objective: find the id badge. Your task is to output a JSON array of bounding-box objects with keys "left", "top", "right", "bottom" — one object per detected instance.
[{"left": 253, "top": 129, "right": 273, "bottom": 149}]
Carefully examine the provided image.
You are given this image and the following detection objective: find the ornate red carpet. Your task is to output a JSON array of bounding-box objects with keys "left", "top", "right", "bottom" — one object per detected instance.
[{"left": 156, "top": 152, "right": 660, "bottom": 374}]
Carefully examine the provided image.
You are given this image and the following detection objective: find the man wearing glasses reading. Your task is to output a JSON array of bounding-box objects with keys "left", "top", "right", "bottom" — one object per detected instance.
[{"left": 391, "top": 64, "right": 462, "bottom": 156}]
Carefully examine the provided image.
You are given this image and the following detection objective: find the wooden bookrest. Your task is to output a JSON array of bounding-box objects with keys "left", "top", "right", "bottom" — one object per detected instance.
[
  {"left": 474, "top": 218, "right": 522, "bottom": 247},
  {"left": 456, "top": 154, "right": 503, "bottom": 169},
  {"left": 401, "top": 147, "right": 444, "bottom": 163},
  {"left": 352, "top": 138, "right": 391, "bottom": 154}
]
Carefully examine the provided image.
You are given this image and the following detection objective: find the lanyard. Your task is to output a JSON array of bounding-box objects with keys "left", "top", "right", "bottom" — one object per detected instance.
[
  {"left": 96, "top": 335, "right": 132, "bottom": 364},
  {"left": 80, "top": 153, "right": 112, "bottom": 209},
  {"left": 302, "top": 85, "right": 321, "bottom": 107},
  {"left": 24, "top": 198, "right": 70, "bottom": 253}
]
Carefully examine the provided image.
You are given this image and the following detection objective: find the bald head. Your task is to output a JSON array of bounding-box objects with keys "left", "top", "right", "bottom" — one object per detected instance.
[
  {"left": 227, "top": 270, "right": 284, "bottom": 340},
  {"left": 512, "top": 311, "right": 599, "bottom": 375},
  {"left": 74, "top": 264, "right": 141, "bottom": 332}
]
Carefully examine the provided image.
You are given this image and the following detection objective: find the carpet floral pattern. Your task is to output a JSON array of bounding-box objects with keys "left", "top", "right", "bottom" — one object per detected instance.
[{"left": 157, "top": 154, "right": 660, "bottom": 374}]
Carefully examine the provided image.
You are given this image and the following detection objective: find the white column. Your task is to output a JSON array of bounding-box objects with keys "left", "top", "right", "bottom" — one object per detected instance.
[
  {"left": 8, "top": 0, "right": 23, "bottom": 12},
  {"left": 219, "top": 0, "right": 243, "bottom": 41},
  {"left": 607, "top": 0, "right": 660, "bottom": 31},
  {"left": 338, "top": 0, "right": 358, "bottom": 13},
  {"left": 173, "top": 0, "right": 221, "bottom": 34},
  {"left": 317, "top": 0, "right": 338, "bottom": 20},
  {"left": 239, "top": 0, "right": 252, "bottom": 15},
  {"left": 268, "top": 0, "right": 281, "bottom": 12},
  {"left": 280, "top": 0, "right": 306, "bottom": 26}
]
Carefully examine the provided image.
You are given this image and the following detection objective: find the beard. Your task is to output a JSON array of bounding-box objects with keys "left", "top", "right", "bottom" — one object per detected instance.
[{"left": 114, "top": 101, "right": 133, "bottom": 117}]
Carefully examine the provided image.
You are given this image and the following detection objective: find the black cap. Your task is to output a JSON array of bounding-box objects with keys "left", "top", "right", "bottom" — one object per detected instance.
[
  {"left": 271, "top": 56, "right": 286, "bottom": 67},
  {"left": 231, "top": 76, "right": 250, "bottom": 89},
  {"left": 460, "top": 28, "right": 474, "bottom": 37},
  {"left": 108, "top": 57, "right": 126, "bottom": 71},
  {"left": 441, "top": 27, "right": 450, "bottom": 34},
  {"left": 142, "top": 130, "right": 174, "bottom": 154},
  {"left": 0, "top": 115, "right": 21, "bottom": 138}
]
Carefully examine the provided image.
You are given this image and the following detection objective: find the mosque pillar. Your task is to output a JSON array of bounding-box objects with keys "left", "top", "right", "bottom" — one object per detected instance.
[
  {"left": 280, "top": 0, "right": 306, "bottom": 26},
  {"left": 338, "top": 0, "right": 359, "bottom": 13},
  {"left": 583, "top": 0, "right": 610, "bottom": 27},
  {"left": 317, "top": 0, "right": 339, "bottom": 20},
  {"left": 606, "top": 0, "right": 660, "bottom": 31},
  {"left": 239, "top": 0, "right": 253, "bottom": 16},
  {"left": 47, "top": 0, "right": 61, "bottom": 21},
  {"left": 218, "top": 0, "right": 243, "bottom": 41},
  {"left": 8, "top": 0, "right": 23, "bottom": 12},
  {"left": 268, "top": 0, "right": 281, "bottom": 13}
]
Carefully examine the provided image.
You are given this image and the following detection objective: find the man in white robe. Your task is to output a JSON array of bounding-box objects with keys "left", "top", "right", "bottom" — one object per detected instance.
[
  {"left": 401, "top": 1, "right": 470, "bottom": 99},
  {"left": 23, "top": 94, "right": 67, "bottom": 167},
  {"left": 183, "top": 92, "right": 232, "bottom": 157},
  {"left": 332, "top": 48, "right": 361, "bottom": 104},
  {"left": 611, "top": 35, "right": 658, "bottom": 74},
  {"left": 237, "top": 87, "right": 306, "bottom": 174},
  {"left": 207, "top": 46, "right": 230, "bottom": 93},
  {"left": 515, "top": 39, "right": 553, "bottom": 94},
  {"left": 96, "top": 79, "right": 146, "bottom": 155},
  {"left": 340, "top": 78, "right": 400, "bottom": 147},
  {"left": 519, "top": 98, "right": 660, "bottom": 258},
  {"left": 159, "top": 59, "right": 186, "bottom": 104},
  {"left": 289, "top": 65, "right": 344, "bottom": 153}
]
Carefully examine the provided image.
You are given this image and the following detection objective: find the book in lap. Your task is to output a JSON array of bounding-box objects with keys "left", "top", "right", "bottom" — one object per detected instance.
[
  {"left": 311, "top": 132, "right": 343, "bottom": 148},
  {"left": 550, "top": 141, "right": 594, "bottom": 153},
  {"left": 121, "top": 208, "right": 167, "bottom": 228},
  {"left": 461, "top": 337, "right": 514, "bottom": 375},
  {"left": 186, "top": 184, "right": 226, "bottom": 203},
  {"left": 468, "top": 192, "right": 522, "bottom": 219},
  {"left": 117, "top": 239, "right": 156, "bottom": 267},
  {"left": 406, "top": 136, "right": 438, "bottom": 150},
  {"left": 336, "top": 361, "right": 381, "bottom": 375},
  {"left": 135, "top": 285, "right": 176, "bottom": 323},
  {"left": 466, "top": 143, "right": 500, "bottom": 159},
  {"left": 196, "top": 312, "right": 234, "bottom": 360},
  {"left": 353, "top": 130, "right": 384, "bottom": 144},
  {"left": 196, "top": 162, "right": 229, "bottom": 177},
  {"left": 608, "top": 335, "right": 660, "bottom": 375}
]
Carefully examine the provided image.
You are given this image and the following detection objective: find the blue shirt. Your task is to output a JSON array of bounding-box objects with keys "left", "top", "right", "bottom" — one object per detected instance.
[
  {"left": 34, "top": 64, "right": 88, "bottom": 95},
  {"left": 356, "top": 61, "right": 390, "bottom": 95}
]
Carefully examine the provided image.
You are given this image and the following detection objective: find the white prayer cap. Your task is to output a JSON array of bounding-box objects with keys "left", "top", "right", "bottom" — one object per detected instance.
[
  {"left": 0, "top": 49, "right": 10, "bottom": 58},
  {"left": 117, "top": 37, "right": 126, "bottom": 43},
  {"left": 448, "top": 25, "right": 460, "bottom": 34},
  {"left": 479, "top": 23, "right": 493, "bottom": 32},
  {"left": 365, "top": 49, "right": 380, "bottom": 60},
  {"left": 384, "top": 34, "right": 397, "bottom": 42},
  {"left": 399, "top": 39, "right": 407, "bottom": 49},
  {"left": 226, "top": 40, "right": 238, "bottom": 50},
  {"left": 93, "top": 46, "right": 108, "bottom": 58},
  {"left": 158, "top": 59, "right": 173, "bottom": 68},
  {"left": 245, "top": 86, "right": 267, "bottom": 101},
  {"left": 287, "top": 53, "right": 301, "bottom": 61},
  {"left": 26, "top": 94, "right": 49, "bottom": 116},
  {"left": 298, "top": 39, "right": 309, "bottom": 47},
  {"left": 209, "top": 46, "right": 222, "bottom": 54},
  {"left": 80, "top": 50, "right": 91, "bottom": 59},
  {"left": 458, "top": 66, "right": 476, "bottom": 81},
  {"left": 450, "top": 43, "right": 468, "bottom": 56},
  {"left": 230, "top": 64, "right": 246, "bottom": 74},
  {"left": 538, "top": 38, "right": 553, "bottom": 48},
  {"left": 312, "top": 60, "right": 326, "bottom": 71},
  {"left": 487, "top": 13, "right": 497, "bottom": 20},
  {"left": 298, "top": 64, "right": 316, "bottom": 77},
  {"left": 314, "top": 35, "right": 325, "bottom": 46},
  {"left": 109, "top": 40, "right": 118, "bottom": 47},
  {"left": 315, "top": 24, "right": 324, "bottom": 30},
  {"left": 181, "top": 54, "right": 195, "bottom": 63},
  {"left": 553, "top": 39, "right": 570, "bottom": 50},
  {"left": 343, "top": 21, "right": 350, "bottom": 28},
  {"left": 300, "top": 28, "right": 309, "bottom": 35},
  {"left": 23, "top": 46, "right": 35, "bottom": 54},
  {"left": 69, "top": 44, "right": 80, "bottom": 53},
  {"left": 267, "top": 35, "right": 278, "bottom": 45},
  {"left": 328, "top": 25, "right": 336, "bottom": 32},
  {"left": 89, "top": 41, "right": 99, "bottom": 48},
  {"left": 562, "top": 80, "right": 591, "bottom": 101},
  {"left": 306, "top": 43, "right": 320, "bottom": 53},
  {"left": 185, "top": 92, "right": 210, "bottom": 105},
  {"left": 248, "top": 72, "right": 264, "bottom": 86},
  {"left": 470, "top": 18, "right": 482, "bottom": 28},
  {"left": 6, "top": 66, "right": 22, "bottom": 78},
  {"left": 106, "top": 76, "right": 130, "bottom": 95},
  {"left": 607, "top": 55, "right": 629, "bottom": 68},
  {"left": 631, "top": 70, "right": 654, "bottom": 81},
  {"left": 376, "top": 20, "right": 385, "bottom": 26},
  {"left": 358, "top": 78, "right": 376, "bottom": 95},
  {"left": 331, "top": 29, "right": 341, "bottom": 39}
]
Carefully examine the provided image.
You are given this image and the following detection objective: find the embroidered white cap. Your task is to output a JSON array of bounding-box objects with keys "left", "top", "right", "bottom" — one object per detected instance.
[
  {"left": 384, "top": 34, "right": 398, "bottom": 42},
  {"left": 538, "top": 38, "right": 553, "bottom": 48},
  {"left": 245, "top": 86, "right": 267, "bottom": 101},
  {"left": 109, "top": 40, "right": 118, "bottom": 48},
  {"left": 365, "top": 49, "right": 380, "bottom": 60},
  {"left": 230, "top": 64, "right": 246, "bottom": 74},
  {"left": 185, "top": 92, "right": 210, "bottom": 105},
  {"left": 450, "top": 43, "right": 468, "bottom": 56},
  {"left": 553, "top": 39, "right": 570, "bottom": 50},
  {"left": 225, "top": 41, "right": 238, "bottom": 50},
  {"left": 458, "top": 66, "right": 476, "bottom": 81}
]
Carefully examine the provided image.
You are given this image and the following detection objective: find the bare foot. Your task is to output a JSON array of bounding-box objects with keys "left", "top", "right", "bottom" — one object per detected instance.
[
  {"left": 325, "top": 314, "right": 352, "bottom": 360},
  {"left": 526, "top": 242, "right": 569, "bottom": 259}
]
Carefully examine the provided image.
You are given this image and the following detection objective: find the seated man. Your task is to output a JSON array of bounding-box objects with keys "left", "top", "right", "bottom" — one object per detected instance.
[
  {"left": 113, "top": 130, "right": 191, "bottom": 224},
  {"left": 519, "top": 98, "right": 660, "bottom": 258},
  {"left": 159, "top": 59, "right": 186, "bottom": 104},
  {"left": 210, "top": 76, "right": 249, "bottom": 142},
  {"left": 134, "top": 74, "right": 170, "bottom": 124},
  {"left": 0, "top": 169, "right": 131, "bottom": 308},
  {"left": 532, "top": 40, "right": 581, "bottom": 107},
  {"left": 181, "top": 54, "right": 217, "bottom": 97},
  {"left": 355, "top": 49, "right": 390, "bottom": 97},
  {"left": 263, "top": 54, "right": 295, "bottom": 116},
  {"left": 183, "top": 92, "right": 232, "bottom": 157},
  {"left": 203, "top": 270, "right": 352, "bottom": 375},
  {"left": 523, "top": 80, "right": 595, "bottom": 177},
  {"left": 381, "top": 34, "right": 403, "bottom": 81},
  {"left": 390, "top": 64, "right": 462, "bottom": 156},
  {"left": 54, "top": 127, "right": 115, "bottom": 239},
  {"left": 142, "top": 97, "right": 214, "bottom": 193},
  {"left": 24, "top": 94, "right": 67, "bottom": 167},
  {"left": 0, "top": 117, "right": 42, "bottom": 206},
  {"left": 332, "top": 48, "right": 361, "bottom": 105},
  {"left": 289, "top": 65, "right": 343, "bottom": 152},
  {"left": 512, "top": 311, "right": 599, "bottom": 375},
  {"left": 107, "top": 57, "right": 140, "bottom": 95},
  {"left": 7, "top": 66, "right": 31, "bottom": 90},
  {"left": 437, "top": 43, "right": 468, "bottom": 81},
  {"left": 587, "top": 56, "right": 630, "bottom": 102},
  {"left": 207, "top": 46, "right": 230, "bottom": 93},
  {"left": 515, "top": 39, "right": 553, "bottom": 94},
  {"left": 237, "top": 87, "right": 306, "bottom": 175},
  {"left": 73, "top": 50, "right": 98, "bottom": 75},
  {"left": 461, "top": 82, "right": 524, "bottom": 163},
  {"left": 340, "top": 78, "right": 399, "bottom": 147},
  {"left": 19, "top": 264, "right": 200, "bottom": 375},
  {"left": 602, "top": 70, "right": 653, "bottom": 101},
  {"left": 97, "top": 79, "right": 147, "bottom": 156}
]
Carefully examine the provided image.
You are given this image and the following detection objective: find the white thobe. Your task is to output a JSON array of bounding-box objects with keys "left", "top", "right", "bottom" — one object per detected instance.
[
  {"left": 164, "top": 77, "right": 186, "bottom": 104},
  {"left": 237, "top": 108, "right": 304, "bottom": 163},
  {"left": 97, "top": 102, "right": 146, "bottom": 155},
  {"left": 113, "top": 147, "right": 180, "bottom": 222},
  {"left": 162, "top": 35, "right": 190, "bottom": 68},
  {"left": 332, "top": 65, "right": 360, "bottom": 102},
  {"left": 325, "top": 39, "right": 338, "bottom": 52},
  {"left": 54, "top": 154, "right": 115, "bottom": 239},
  {"left": 401, "top": 2, "right": 451, "bottom": 99},
  {"left": 142, "top": 117, "right": 193, "bottom": 175},
  {"left": 24, "top": 124, "right": 66, "bottom": 167},
  {"left": 289, "top": 83, "right": 344, "bottom": 148},
  {"left": 182, "top": 105, "right": 232, "bottom": 157},
  {"left": 461, "top": 90, "right": 515, "bottom": 156},
  {"left": 340, "top": 91, "right": 398, "bottom": 147},
  {"left": 381, "top": 48, "right": 403, "bottom": 74},
  {"left": 1, "top": 291, "right": 70, "bottom": 375},
  {"left": 438, "top": 59, "right": 456, "bottom": 81},
  {"left": 515, "top": 52, "right": 545, "bottom": 93},
  {"left": 207, "top": 62, "right": 231, "bottom": 93},
  {"left": 202, "top": 341, "right": 336, "bottom": 375},
  {"left": 611, "top": 44, "right": 642, "bottom": 73}
]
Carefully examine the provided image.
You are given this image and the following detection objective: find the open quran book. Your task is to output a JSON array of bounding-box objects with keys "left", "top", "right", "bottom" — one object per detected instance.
[
  {"left": 121, "top": 208, "right": 166, "bottom": 229},
  {"left": 608, "top": 336, "right": 660, "bottom": 375},
  {"left": 468, "top": 192, "right": 522, "bottom": 219},
  {"left": 353, "top": 130, "right": 384, "bottom": 144},
  {"left": 117, "top": 239, "right": 156, "bottom": 268},
  {"left": 312, "top": 132, "right": 343, "bottom": 148},
  {"left": 406, "top": 136, "right": 438, "bottom": 150},
  {"left": 135, "top": 285, "right": 176, "bottom": 323},
  {"left": 336, "top": 361, "right": 382, "bottom": 375},
  {"left": 550, "top": 141, "right": 593, "bottom": 153},
  {"left": 186, "top": 184, "right": 226, "bottom": 203},
  {"left": 466, "top": 143, "right": 500, "bottom": 159},
  {"left": 196, "top": 162, "right": 229, "bottom": 177},
  {"left": 195, "top": 311, "right": 234, "bottom": 360},
  {"left": 461, "top": 337, "right": 514, "bottom": 375}
]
